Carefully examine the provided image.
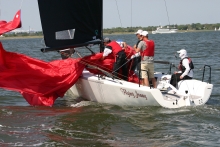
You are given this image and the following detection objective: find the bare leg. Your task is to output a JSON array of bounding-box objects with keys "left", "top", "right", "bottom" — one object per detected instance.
[{"left": 143, "top": 78, "right": 150, "bottom": 87}]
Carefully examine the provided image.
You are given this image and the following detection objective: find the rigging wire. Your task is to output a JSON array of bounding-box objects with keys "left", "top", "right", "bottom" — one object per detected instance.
[
  {"left": 115, "top": 0, "right": 123, "bottom": 28},
  {"left": 164, "top": 0, "right": 171, "bottom": 28},
  {"left": 164, "top": 0, "right": 177, "bottom": 71},
  {"left": 71, "top": 47, "right": 129, "bottom": 81},
  {"left": 131, "top": 0, "right": 132, "bottom": 28},
  {"left": 20, "top": 0, "right": 24, "bottom": 9}
]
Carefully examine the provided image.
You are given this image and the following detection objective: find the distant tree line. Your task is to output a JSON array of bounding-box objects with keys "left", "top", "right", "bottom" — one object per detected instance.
[
  {"left": 2, "top": 23, "right": 220, "bottom": 37},
  {"left": 3, "top": 31, "right": 43, "bottom": 37},
  {"left": 103, "top": 23, "right": 220, "bottom": 34}
]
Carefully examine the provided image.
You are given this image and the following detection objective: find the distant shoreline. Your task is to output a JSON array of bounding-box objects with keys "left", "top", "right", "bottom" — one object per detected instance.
[
  {"left": 103, "top": 30, "right": 217, "bottom": 35},
  {"left": 0, "top": 36, "right": 43, "bottom": 40},
  {"left": 0, "top": 30, "right": 217, "bottom": 40}
]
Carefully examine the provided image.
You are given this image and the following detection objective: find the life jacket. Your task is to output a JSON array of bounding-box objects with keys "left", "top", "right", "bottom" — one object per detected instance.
[
  {"left": 142, "top": 40, "right": 155, "bottom": 57},
  {"left": 178, "top": 57, "right": 194, "bottom": 73},
  {"left": 106, "top": 41, "right": 122, "bottom": 57}
]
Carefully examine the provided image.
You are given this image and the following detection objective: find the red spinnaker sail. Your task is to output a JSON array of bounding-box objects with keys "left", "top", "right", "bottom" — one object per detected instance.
[
  {"left": 0, "top": 43, "right": 85, "bottom": 106},
  {"left": 0, "top": 42, "right": 139, "bottom": 106},
  {"left": 0, "top": 10, "right": 21, "bottom": 35}
]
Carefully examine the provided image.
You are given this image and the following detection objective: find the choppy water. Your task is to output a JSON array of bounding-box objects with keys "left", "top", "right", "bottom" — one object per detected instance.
[{"left": 0, "top": 31, "right": 220, "bottom": 146}]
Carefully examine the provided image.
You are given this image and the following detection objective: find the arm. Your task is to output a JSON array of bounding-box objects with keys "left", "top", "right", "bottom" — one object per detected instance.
[
  {"left": 102, "top": 47, "right": 112, "bottom": 60},
  {"left": 133, "top": 41, "right": 146, "bottom": 53},
  {"left": 122, "top": 42, "right": 127, "bottom": 49}
]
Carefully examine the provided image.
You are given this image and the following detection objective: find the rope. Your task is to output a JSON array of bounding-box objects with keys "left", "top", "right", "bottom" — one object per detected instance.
[
  {"left": 79, "top": 59, "right": 122, "bottom": 80},
  {"left": 71, "top": 49, "right": 129, "bottom": 81},
  {"left": 164, "top": 0, "right": 171, "bottom": 28},
  {"left": 20, "top": 0, "right": 24, "bottom": 9},
  {"left": 131, "top": 0, "right": 132, "bottom": 28},
  {"left": 70, "top": 48, "right": 134, "bottom": 81},
  {"left": 112, "top": 58, "right": 131, "bottom": 74},
  {"left": 115, "top": 0, "right": 123, "bottom": 28},
  {"left": 81, "top": 58, "right": 127, "bottom": 80}
]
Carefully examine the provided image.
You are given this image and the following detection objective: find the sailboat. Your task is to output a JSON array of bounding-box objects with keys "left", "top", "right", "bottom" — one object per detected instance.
[
  {"left": 152, "top": 25, "right": 178, "bottom": 34},
  {"left": 37, "top": 0, "right": 213, "bottom": 108}
]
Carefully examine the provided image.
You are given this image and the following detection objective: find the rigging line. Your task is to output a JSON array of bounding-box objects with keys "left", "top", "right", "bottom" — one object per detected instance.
[
  {"left": 112, "top": 58, "right": 131, "bottom": 74},
  {"left": 115, "top": 0, "right": 123, "bottom": 28},
  {"left": 79, "top": 60, "right": 120, "bottom": 80},
  {"left": 20, "top": 0, "right": 24, "bottom": 9},
  {"left": 79, "top": 57, "right": 128, "bottom": 80},
  {"left": 66, "top": 49, "right": 129, "bottom": 80},
  {"left": 164, "top": 0, "right": 176, "bottom": 62},
  {"left": 164, "top": 0, "right": 171, "bottom": 28},
  {"left": 131, "top": 0, "right": 132, "bottom": 28}
]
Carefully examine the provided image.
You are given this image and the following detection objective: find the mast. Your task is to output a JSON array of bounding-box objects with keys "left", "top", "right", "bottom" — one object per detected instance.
[{"left": 100, "top": 0, "right": 104, "bottom": 52}]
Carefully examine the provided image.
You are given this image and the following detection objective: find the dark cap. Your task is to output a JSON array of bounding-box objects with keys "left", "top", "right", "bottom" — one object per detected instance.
[{"left": 103, "top": 37, "right": 111, "bottom": 43}]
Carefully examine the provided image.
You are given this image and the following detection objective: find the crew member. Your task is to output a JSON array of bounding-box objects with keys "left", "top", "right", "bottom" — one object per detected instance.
[
  {"left": 59, "top": 48, "right": 75, "bottom": 59},
  {"left": 102, "top": 37, "right": 128, "bottom": 80},
  {"left": 133, "top": 31, "right": 156, "bottom": 88},
  {"left": 170, "top": 49, "right": 194, "bottom": 87},
  {"left": 130, "top": 29, "right": 143, "bottom": 72}
]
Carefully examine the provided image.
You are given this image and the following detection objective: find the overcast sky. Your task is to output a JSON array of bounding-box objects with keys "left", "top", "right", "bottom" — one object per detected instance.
[{"left": 0, "top": 0, "right": 219, "bottom": 31}]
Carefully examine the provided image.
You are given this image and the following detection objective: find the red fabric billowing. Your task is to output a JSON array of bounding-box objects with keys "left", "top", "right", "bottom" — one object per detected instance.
[
  {"left": 0, "top": 42, "right": 140, "bottom": 106},
  {"left": 0, "top": 43, "right": 85, "bottom": 106},
  {"left": 83, "top": 53, "right": 114, "bottom": 75},
  {"left": 0, "top": 21, "right": 7, "bottom": 26},
  {"left": 0, "top": 10, "right": 21, "bottom": 35}
]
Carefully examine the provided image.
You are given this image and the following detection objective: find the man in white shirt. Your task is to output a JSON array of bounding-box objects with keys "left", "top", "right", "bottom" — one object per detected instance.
[{"left": 170, "top": 49, "right": 194, "bottom": 87}]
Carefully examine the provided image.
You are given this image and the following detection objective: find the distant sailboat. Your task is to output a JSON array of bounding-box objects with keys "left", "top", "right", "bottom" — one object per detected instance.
[
  {"left": 215, "top": 27, "right": 217, "bottom": 31},
  {"left": 152, "top": 25, "right": 177, "bottom": 34}
]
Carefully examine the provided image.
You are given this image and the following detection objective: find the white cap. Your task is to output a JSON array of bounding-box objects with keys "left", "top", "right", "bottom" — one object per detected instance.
[
  {"left": 177, "top": 49, "right": 187, "bottom": 54},
  {"left": 177, "top": 49, "right": 187, "bottom": 58},
  {"left": 141, "top": 31, "right": 148, "bottom": 36},
  {"left": 134, "top": 29, "right": 143, "bottom": 35}
]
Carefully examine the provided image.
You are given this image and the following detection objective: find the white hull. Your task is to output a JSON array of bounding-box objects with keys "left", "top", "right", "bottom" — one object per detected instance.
[
  {"left": 69, "top": 70, "right": 213, "bottom": 108},
  {"left": 152, "top": 27, "right": 178, "bottom": 34}
]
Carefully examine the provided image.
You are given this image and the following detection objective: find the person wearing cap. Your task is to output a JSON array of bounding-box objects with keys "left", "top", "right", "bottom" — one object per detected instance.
[
  {"left": 129, "top": 30, "right": 143, "bottom": 74},
  {"left": 59, "top": 48, "right": 75, "bottom": 59},
  {"left": 102, "top": 37, "right": 128, "bottom": 80},
  {"left": 170, "top": 49, "right": 194, "bottom": 87},
  {"left": 133, "top": 29, "right": 143, "bottom": 51},
  {"left": 135, "top": 29, "right": 143, "bottom": 40},
  {"left": 134, "top": 31, "right": 156, "bottom": 88}
]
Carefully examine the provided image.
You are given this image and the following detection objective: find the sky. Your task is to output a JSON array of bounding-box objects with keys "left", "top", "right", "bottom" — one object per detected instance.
[{"left": 0, "top": 0, "right": 220, "bottom": 31}]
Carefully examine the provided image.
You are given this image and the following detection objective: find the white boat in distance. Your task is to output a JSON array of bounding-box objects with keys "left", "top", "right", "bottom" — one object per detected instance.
[
  {"left": 37, "top": 0, "right": 213, "bottom": 108},
  {"left": 152, "top": 26, "right": 178, "bottom": 34}
]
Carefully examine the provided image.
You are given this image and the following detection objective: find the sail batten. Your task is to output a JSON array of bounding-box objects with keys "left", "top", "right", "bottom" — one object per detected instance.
[{"left": 38, "top": 0, "right": 102, "bottom": 49}]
